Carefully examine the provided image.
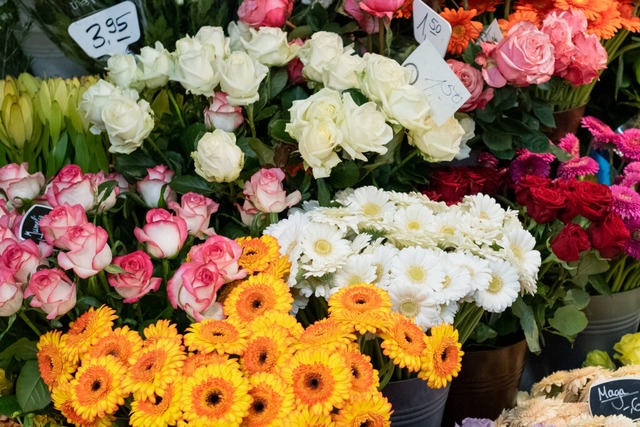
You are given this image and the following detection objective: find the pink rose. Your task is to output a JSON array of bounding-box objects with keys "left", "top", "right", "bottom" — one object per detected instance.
[
  {"left": 358, "top": 0, "right": 404, "bottom": 21},
  {"left": 0, "top": 163, "right": 45, "bottom": 207},
  {"left": 238, "top": 0, "right": 293, "bottom": 28},
  {"left": 136, "top": 165, "right": 177, "bottom": 208},
  {"left": 187, "top": 235, "right": 246, "bottom": 281},
  {"left": 108, "top": 250, "right": 162, "bottom": 303},
  {"left": 236, "top": 199, "right": 259, "bottom": 227},
  {"left": 344, "top": 0, "right": 380, "bottom": 33},
  {"left": 25, "top": 268, "right": 76, "bottom": 319},
  {"left": 541, "top": 10, "right": 580, "bottom": 75},
  {"left": 0, "top": 267, "right": 23, "bottom": 317},
  {"left": 479, "top": 22, "right": 554, "bottom": 87},
  {"left": 91, "top": 171, "right": 121, "bottom": 212},
  {"left": 57, "top": 223, "right": 112, "bottom": 279},
  {"left": 167, "top": 261, "right": 225, "bottom": 321},
  {"left": 447, "top": 59, "right": 494, "bottom": 112},
  {"left": 39, "top": 204, "right": 89, "bottom": 249},
  {"left": 243, "top": 168, "right": 301, "bottom": 213},
  {"left": 106, "top": 171, "right": 130, "bottom": 194},
  {"left": 44, "top": 165, "right": 95, "bottom": 211},
  {"left": 559, "top": 32, "right": 607, "bottom": 86},
  {"left": 168, "top": 192, "right": 219, "bottom": 239},
  {"left": 0, "top": 200, "right": 22, "bottom": 239},
  {"left": 134, "top": 208, "right": 188, "bottom": 259},
  {"left": 204, "top": 92, "right": 244, "bottom": 133},
  {"left": 0, "top": 239, "right": 44, "bottom": 284}
]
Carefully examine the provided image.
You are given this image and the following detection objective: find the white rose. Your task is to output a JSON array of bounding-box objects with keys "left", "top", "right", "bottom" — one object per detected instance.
[
  {"left": 137, "top": 42, "right": 174, "bottom": 89},
  {"left": 195, "top": 26, "right": 230, "bottom": 60},
  {"left": 228, "top": 21, "right": 251, "bottom": 52},
  {"left": 217, "top": 51, "right": 268, "bottom": 106},
  {"left": 102, "top": 98, "right": 154, "bottom": 154},
  {"left": 171, "top": 37, "right": 219, "bottom": 96},
  {"left": 241, "top": 27, "right": 299, "bottom": 67},
  {"left": 106, "top": 54, "right": 139, "bottom": 89},
  {"left": 79, "top": 80, "right": 138, "bottom": 133},
  {"left": 321, "top": 51, "right": 365, "bottom": 91},
  {"left": 299, "top": 31, "right": 344, "bottom": 83},
  {"left": 407, "top": 116, "right": 465, "bottom": 162},
  {"left": 455, "top": 114, "right": 476, "bottom": 161},
  {"left": 383, "top": 85, "right": 431, "bottom": 131},
  {"left": 298, "top": 117, "right": 342, "bottom": 178},
  {"left": 360, "top": 53, "right": 411, "bottom": 103},
  {"left": 287, "top": 88, "right": 343, "bottom": 139},
  {"left": 191, "top": 130, "right": 245, "bottom": 182},
  {"left": 339, "top": 93, "right": 392, "bottom": 161}
]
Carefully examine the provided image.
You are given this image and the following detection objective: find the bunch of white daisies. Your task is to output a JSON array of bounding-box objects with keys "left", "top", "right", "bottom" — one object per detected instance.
[{"left": 264, "top": 186, "right": 541, "bottom": 330}]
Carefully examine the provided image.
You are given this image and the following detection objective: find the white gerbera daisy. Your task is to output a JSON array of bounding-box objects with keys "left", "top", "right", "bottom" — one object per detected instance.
[
  {"left": 332, "top": 254, "right": 377, "bottom": 289},
  {"left": 367, "top": 243, "right": 398, "bottom": 289},
  {"left": 333, "top": 188, "right": 356, "bottom": 205},
  {"left": 449, "top": 252, "right": 492, "bottom": 293},
  {"left": 434, "top": 261, "right": 473, "bottom": 304},
  {"left": 308, "top": 206, "right": 361, "bottom": 233},
  {"left": 341, "top": 186, "right": 395, "bottom": 226},
  {"left": 500, "top": 229, "right": 541, "bottom": 293},
  {"left": 464, "top": 193, "right": 505, "bottom": 227},
  {"left": 474, "top": 259, "right": 521, "bottom": 313},
  {"left": 439, "top": 301, "right": 458, "bottom": 325},
  {"left": 426, "top": 210, "right": 471, "bottom": 250},
  {"left": 295, "top": 275, "right": 335, "bottom": 300},
  {"left": 264, "top": 210, "right": 309, "bottom": 257},
  {"left": 387, "top": 204, "right": 436, "bottom": 248},
  {"left": 350, "top": 233, "right": 372, "bottom": 253},
  {"left": 390, "top": 247, "right": 446, "bottom": 292},
  {"left": 300, "top": 222, "right": 352, "bottom": 276},
  {"left": 388, "top": 284, "right": 441, "bottom": 330},
  {"left": 387, "top": 190, "right": 423, "bottom": 208}
]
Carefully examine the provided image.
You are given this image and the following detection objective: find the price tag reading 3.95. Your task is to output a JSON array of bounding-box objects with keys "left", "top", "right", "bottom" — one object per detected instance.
[
  {"left": 68, "top": 1, "right": 140, "bottom": 58},
  {"left": 412, "top": 0, "right": 452, "bottom": 57}
]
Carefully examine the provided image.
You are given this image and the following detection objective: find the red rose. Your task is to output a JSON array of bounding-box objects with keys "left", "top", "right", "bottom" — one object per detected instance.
[
  {"left": 428, "top": 169, "right": 472, "bottom": 205},
  {"left": 515, "top": 175, "right": 552, "bottom": 206},
  {"left": 526, "top": 186, "right": 566, "bottom": 223},
  {"left": 587, "top": 212, "right": 630, "bottom": 259},
  {"left": 479, "top": 167, "right": 508, "bottom": 195},
  {"left": 551, "top": 223, "right": 591, "bottom": 262},
  {"left": 560, "top": 180, "right": 612, "bottom": 223}
]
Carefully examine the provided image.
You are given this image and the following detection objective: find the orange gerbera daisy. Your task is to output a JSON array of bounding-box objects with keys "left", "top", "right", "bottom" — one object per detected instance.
[
  {"left": 130, "top": 382, "right": 183, "bottom": 427},
  {"left": 554, "top": 0, "right": 609, "bottom": 20},
  {"left": 183, "top": 352, "right": 234, "bottom": 377},
  {"left": 248, "top": 311, "right": 304, "bottom": 339},
  {"left": 338, "top": 348, "right": 380, "bottom": 399},
  {"left": 184, "top": 318, "right": 248, "bottom": 356},
  {"left": 241, "top": 329, "right": 295, "bottom": 376},
  {"left": 499, "top": 10, "right": 542, "bottom": 32},
  {"left": 328, "top": 283, "right": 393, "bottom": 334},
  {"left": 515, "top": 0, "right": 555, "bottom": 15},
  {"left": 224, "top": 273, "right": 293, "bottom": 323},
  {"left": 379, "top": 313, "right": 427, "bottom": 373},
  {"left": 142, "top": 319, "right": 183, "bottom": 347},
  {"left": 620, "top": 0, "right": 640, "bottom": 32},
  {"left": 87, "top": 326, "right": 144, "bottom": 367},
  {"left": 243, "top": 372, "right": 295, "bottom": 427},
  {"left": 295, "top": 319, "right": 357, "bottom": 352},
  {"left": 52, "top": 380, "right": 114, "bottom": 427},
  {"left": 394, "top": 0, "right": 412, "bottom": 18},
  {"left": 37, "top": 330, "right": 75, "bottom": 390},
  {"left": 63, "top": 305, "right": 117, "bottom": 363},
  {"left": 587, "top": 1, "right": 622, "bottom": 39},
  {"left": 331, "top": 393, "right": 393, "bottom": 427},
  {"left": 440, "top": 8, "right": 483, "bottom": 55},
  {"left": 466, "top": 0, "right": 502, "bottom": 13},
  {"left": 263, "top": 255, "right": 291, "bottom": 279},
  {"left": 237, "top": 235, "right": 282, "bottom": 275},
  {"left": 419, "top": 323, "right": 463, "bottom": 389}
]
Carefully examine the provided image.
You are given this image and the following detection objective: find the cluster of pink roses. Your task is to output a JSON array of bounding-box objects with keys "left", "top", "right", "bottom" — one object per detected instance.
[{"left": 477, "top": 9, "right": 607, "bottom": 88}]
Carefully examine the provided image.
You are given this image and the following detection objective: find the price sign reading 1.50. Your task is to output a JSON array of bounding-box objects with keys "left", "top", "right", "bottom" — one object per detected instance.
[
  {"left": 412, "top": 0, "right": 452, "bottom": 57},
  {"left": 68, "top": 1, "right": 141, "bottom": 58}
]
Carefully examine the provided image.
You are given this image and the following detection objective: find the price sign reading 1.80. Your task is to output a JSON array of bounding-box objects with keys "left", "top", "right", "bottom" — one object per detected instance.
[
  {"left": 412, "top": 0, "right": 452, "bottom": 57},
  {"left": 68, "top": 1, "right": 141, "bottom": 58}
]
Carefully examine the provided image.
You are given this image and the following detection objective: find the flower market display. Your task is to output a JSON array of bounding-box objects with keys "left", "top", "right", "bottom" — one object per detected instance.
[{"left": 3, "top": 0, "right": 640, "bottom": 425}]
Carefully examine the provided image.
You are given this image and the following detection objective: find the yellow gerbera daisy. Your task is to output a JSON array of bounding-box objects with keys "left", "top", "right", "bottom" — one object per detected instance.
[
  {"left": 241, "top": 329, "right": 295, "bottom": 376},
  {"left": 125, "top": 338, "right": 186, "bottom": 400},
  {"left": 184, "top": 318, "right": 248, "bottom": 356},
  {"left": 379, "top": 313, "right": 427, "bottom": 373},
  {"left": 130, "top": 382, "right": 183, "bottom": 427},
  {"left": 282, "top": 405, "right": 337, "bottom": 427},
  {"left": 183, "top": 352, "right": 234, "bottom": 377},
  {"left": 37, "top": 330, "right": 75, "bottom": 391},
  {"left": 295, "top": 319, "right": 357, "bottom": 352},
  {"left": 338, "top": 348, "right": 380, "bottom": 399},
  {"left": 331, "top": 393, "right": 393, "bottom": 426},
  {"left": 328, "top": 283, "right": 393, "bottom": 334},
  {"left": 237, "top": 235, "right": 281, "bottom": 275},
  {"left": 52, "top": 380, "right": 111, "bottom": 427},
  {"left": 243, "top": 372, "right": 295, "bottom": 427},
  {"left": 224, "top": 273, "right": 293, "bottom": 323},
  {"left": 247, "top": 311, "right": 304, "bottom": 339},
  {"left": 280, "top": 348, "right": 351, "bottom": 416},
  {"left": 88, "top": 326, "right": 144, "bottom": 367},
  {"left": 143, "top": 319, "right": 183, "bottom": 347},
  {"left": 419, "top": 323, "right": 463, "bottom": 389},
  {"left": 180, "top": 363, "right": 251, "bottom": 426},
  {"left": 70, "top": 356, "right": 130, "bottom": 421},
  {"left": 263, "top": 255, "right": 292, "bottom": 280},
  {"left": 63, "top": 305, "right": 117, "bottom": 363}
]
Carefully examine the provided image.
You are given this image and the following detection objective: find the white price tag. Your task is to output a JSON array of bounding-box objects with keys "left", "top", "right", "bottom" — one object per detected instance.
[
  {"left": 68, "top": 1, "right": 140, "bottom": 58},
  {"left": 412, "top": 0, "right": 452, "bottom": 57},
  {"left": 478, "top": 19, "right": 503, "bottom": 43},
  {"left": 402, "top": 40, "right": 471, "bottom": 126}
]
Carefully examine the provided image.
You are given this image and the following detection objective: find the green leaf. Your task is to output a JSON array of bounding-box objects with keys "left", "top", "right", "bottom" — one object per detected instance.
[
  {"left": 51, "top": 132, "right": 68, "bottom": 173},
  {"left": 115, "top": 151, "right": 158, "bottom": 180},
  {"left": 482, "top": 129, "right": 513, "bottom": 152},
  {"left": 184, "top": 123, "right": 207, "bottom": 155},
  {"left": 518, "top": 131, "right": 551, "bottom": 153},
  {"left": 472, "top": 322, "right": 498, "bottom": 344},
  {"left": 548, "top": 144, "right": 573, "bottom": 162},
  {"left": 564, "top": 288, "right": 591, "bottom": 310},
  {"left": 104, "top": 264, "right": 127, "bottom": 274},
  {"left": 549, "top": 305, "right": 589, "bottom": 337},
  {"left": 254, "top": 105, "right": 280, "bottom": 122},
  {"left": 589, "top": 274, "right": 613, "bottom": 296},
  {"left": 511, "top": 297, "right": 541, "bottom": 353},
  {"left": 531, "top": 99, "right": 556, "bottom": 128},
  {"left": 16, "top": 360, "right": 51, "bottom": 413},
  {"left": 569, "top": 251, "right": 610, "bottom": 287},
  {"left": 287, "top": 25, "right": 314, "bottom": 41},
  {"left": 169, "top": 175, "right": 215, "bottom": 196},
  {"left": 0, "top": 338, "right": 38, "bottom": 368},
  {"left": 0, "top": 395, "right": 21, "bottom": 418},
  {"left": 247, "top": 137, "right": 275, "bottom": 166},
  {"left": 0, "top": 314, "right": 17, "bottom": 344},
  {"left": 268, "top": 119, "right": 296, "bottom": 144},
  {"left": 317, "top": 178, "right": 330, "bottom": 207},
  {"left": 96, "top": 180, "right": 118, "bottom": 206},
  {"left": 268, "top": 68, "right": 288, "bottom": 100},
  {"left": 329, "top": 161, "right": 359, "bottom": 189},
  {"left": 343, "top": 89, "right": 369, "bottom": 106}
]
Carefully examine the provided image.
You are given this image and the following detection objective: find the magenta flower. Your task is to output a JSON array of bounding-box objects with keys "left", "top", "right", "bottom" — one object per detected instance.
[
  {"left": 581, "top": 116, "right": 618, "bottom": 148},
  {"left": 556, "top": 133, "right": 599, "bottom": 178},
  {"left": 611, "top": 185, "right": 640, "bottom": 220},
  {"left": 615, "top": 128, "right": 640, "bottom": 161},
  {"left": 624, "top": 216, "right": 640, "bottom": 259},
  {"left": 509, "top": 149, "right": 555, "bottom": 183}
]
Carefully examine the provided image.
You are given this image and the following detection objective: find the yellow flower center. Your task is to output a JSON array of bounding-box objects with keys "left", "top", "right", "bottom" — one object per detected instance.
[
  {"left": 440, "top": 226, "right": 455, "bottom": 235},
  {"left": 511, "top": 245, "right": 524, "bottom": 262},
  {"left": 408, "top": 266, "right": 425, "bottom": 283},
  {"left": 362, "top": 203, "right": 381, "bottom": 216},
  {"left": 314, "top": 239, "right": 332, "bottom": 256},
  {"left": 488, "top": 275, "right": 503, "bottom": 294},
  {"left": 407, "top": 220, "right": 421, "bottom": 231},
  {"left": 400, "top": 301, "right": 419, "bottom": 317}
]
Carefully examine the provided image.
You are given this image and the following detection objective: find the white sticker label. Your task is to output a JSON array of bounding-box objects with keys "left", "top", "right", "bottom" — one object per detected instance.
[
  {"left": 68, "top": 1, "right": 140, "bottom": 58},
  {"left": 402, "top": 40, "right": 471, "bottom": 126},
  {"left": 478, "top": 19, "right": 503, "bottom": 43},
  {"left": 412, "top": 0, "right": 452, "bottom": 57}
]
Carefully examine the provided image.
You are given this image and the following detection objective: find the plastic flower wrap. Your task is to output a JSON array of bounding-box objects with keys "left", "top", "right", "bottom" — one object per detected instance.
[{"left": 264, "top": 186, "right": 541, "bottom": 344}]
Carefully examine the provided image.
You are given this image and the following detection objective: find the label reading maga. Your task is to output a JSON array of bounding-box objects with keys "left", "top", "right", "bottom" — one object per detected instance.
[
  {"left": 68, "top": 1, "right": 140, "bottom": 58},
  {"left": 589, "top": 378, "right": 640, "bottom": 420},
  {"left": 402, "top": 39, "right": 471, "bottom": 126},
  {"left": 412, "top": 0, "right": 452, "bottom": 57}
]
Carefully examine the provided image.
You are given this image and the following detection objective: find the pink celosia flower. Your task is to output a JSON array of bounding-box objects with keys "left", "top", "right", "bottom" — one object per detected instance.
[
  {"left": 610, "top": 184, "right": 640, "bottom": 220},
  {"left": 509, "top": 149, "right": 555, "bottom": 183}
]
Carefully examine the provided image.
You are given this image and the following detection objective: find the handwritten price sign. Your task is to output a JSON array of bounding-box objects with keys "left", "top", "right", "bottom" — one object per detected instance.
[
  {"left": 412, "top": 0, "right": 451, "bottom": 57},
  {"left": 68, "top": 1, "right": 140, "bottom": 58},
  {"left": 589, "top": 378, "right": 640, "bottom": 420},
  {"left": 478, "top": 19, "right": 503, "bottom": 43},
  {"left": 402, "top": 40, "right": 470, "bottom": 126}
]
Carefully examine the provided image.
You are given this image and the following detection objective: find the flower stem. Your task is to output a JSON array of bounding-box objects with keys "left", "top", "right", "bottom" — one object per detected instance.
[
  {"left": 379, "top": 18, "right": 385, "bottom": 55},
  {"left": 167, "top": 89, "right": 186, "bottom": 129},
  {"left": 19, "top": 311, "right": 43, "bottom": 336},
  {"left": 146, "top": 137, "right": 172, "bottom": 167},
  {"left": 390, "top": 144, "right": 417, "bottom": 175},
  {"left": 246, "top": 104, "right": 257, "bottom": 139}
]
